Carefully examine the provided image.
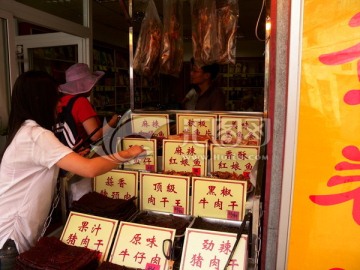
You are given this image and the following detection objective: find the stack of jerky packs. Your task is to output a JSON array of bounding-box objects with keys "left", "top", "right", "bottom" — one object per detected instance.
[{"left": 71, "top": 192, "right": 137, "bottom": 221}]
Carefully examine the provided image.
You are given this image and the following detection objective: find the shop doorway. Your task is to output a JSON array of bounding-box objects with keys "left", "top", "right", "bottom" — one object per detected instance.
[{"left": 15, "top": 32, "right": 88, "bottom": 82}]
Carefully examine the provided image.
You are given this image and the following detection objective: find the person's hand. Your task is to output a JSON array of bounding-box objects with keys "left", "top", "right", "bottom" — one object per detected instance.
[
  {"left": 127, "top": 145, "right": 146, "bottom": 158},
  {"left": 77, "top": 147, "right": 90, "bottom": 157},
  {"left": 108, "top": 114, "right": 120, "bottom": 128},
  {"left": 116, "top": 145, "right": 146, "bottom": 162}
]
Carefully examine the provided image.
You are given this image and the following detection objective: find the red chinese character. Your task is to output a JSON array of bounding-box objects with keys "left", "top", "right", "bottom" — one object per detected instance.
[
  {"left": 93, "top": 239, "right": 104, "bottom": 250},
  {"left": 146, "top": 236, "right": 158, "bottom": 248},
  {"left": 106, "top": 176, "right": 114, "bottom": 186},
  {"left": 78, "top": 221, "right": 89, "bottom": 232},
  {"left": 169, "top": 157, "right": 177, "bottom": 164},
  {"left": 319, "top": 12, "right": 360, "bottom": 106},
  {"left": 124, "top": 192, "right": 132, "bottom": 200},
  {"left": 225, "top": 150, "right": 234, "bottom": 159},
  {"left": 218, "top": 161, "right": 228, "bottom": 169},
  {"left": 91, "top": 224, "right": 102, "bottom": 236},
  {"left": 194, "top": 129, "right": 201, "bottom": 136},
  {"left": 219, "top": 240, "right": 232, "bottom": 255},
  {"left": 180, "top": 158, "right": 190, "bottom": 166},
  {"left": 202, "top": 239, "right": 215, "bottom": 251},
  {"left": 152, "top": 120, "right": 160, "bottom": 128},
  {"left": 132, "top": 158, "right": 141, "bottom": 165},
  {"left": 119, "top": 248, "right": 130, "bottom": 261},
  {"left": 148, "top": 195, "right": 156, "bottom": 205},
  {"left": 248, "top": 132, "right": 256, "bottom": 140},
  {"left": 214, "top": 199, "right": 223, "bottom": 210},
  {"left": 230, "top": 162, "right": 241, "bottom": 171},
  {"left": 118, "top": 177, "right": 126, "bottom": 188},
  {"left": 236, "top": 131, "right": 243, "bottom": 139},
  {"left": 80, "top": 236, "right": 90, "bottom": 248},
  {"left": 187, "top": 146, "right": 196, "bottom": 155},
  {"left": 190, "top": 253, "right": 204, "bottom": 267},
  {"left": 228, "top": 200, "right": 238, "bottom": 211},
  {"left": 193, "top": 158, "right": 201, "bottom": 166},
  {"left": 175, "top": 199, "right": 182, "bottom": 206},
  {"left": 245, "top": 162, "right": 253, "bottom": 171},
  {"left": 237, "top": 151, "right": 248, "bottom": 160},
  {"left": 209, "top": 256, "right": 221, "bottom": 269},
  {"left": 199, "top": 197, "right": 209, "bottom": 208},
  {"left": 66, "top": 233, "right": 78, "bottom": 245},
  {"left": 167, "top": 184, "right": 178, "bottom": 193},
  {"left": 143, "top": 157, "right": 152, "bottom": 164},
  {"left": 150, "top": 254, "right": 161, "bottom": 265},
  {"left": 142, "top": 120, "right": 150, "bottom": 127},
  {"left": 188, "top": 119, "right": 195, "bottom": 127},
  {"left": 111, "top": 192, "right": 120, "bottom": 199},
  {"left": 231, "top": 121, "right": 238, "bottom": 129},
  {"left": 184, "top": 128, "right": 191, "bottom": 134},
  {"left": 100, "top": 189, "right": 108, "bottom": 197},
  {"left": 228, "top": 259, "right": 239, "bottom": 269},
  {"left": 207, "top": 186, "right": 217, "bottom": 196},
  {"left": 160, "top": 197, "right": 169, "bottom": 207},
  {"left": 242, "top": 121, "right": 249, "bottom": 130},
  {"left": 206, "top": 129, "right": 212, "bottom": 136},
  {"left": 221, "top": 187, "right": 233, "bottom": 197},
  {"left": 130, "top": 233, "right": 142, "bottom": 245},
  {"left": 153, "top": 182, "right": 162, "bottom": 192},
  {"left": 133, "top": 251, "right": 146, "bottom": 264},
  {"left": 174, "top": 146, "right": 184, "bottom": 155},
  {"left": 309, "top": 145, "right": 360, "bottom": 225},
  {"left": 198, "top": 120, "right": 207, "bottom": 127}
]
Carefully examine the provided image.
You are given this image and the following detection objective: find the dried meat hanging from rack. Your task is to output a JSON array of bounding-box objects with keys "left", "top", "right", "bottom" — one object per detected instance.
[
  {"left": 133, "top": 0, "right": 163, "bottom": 78},
  {"left": 160, "top": 0, "right": 184, "bottom": 77},
  {"left": 216, "top": 0, "right": 239, "bottom": 64},
  {"left": 191, "top": 0, "right": 220, "bottom": 66}
]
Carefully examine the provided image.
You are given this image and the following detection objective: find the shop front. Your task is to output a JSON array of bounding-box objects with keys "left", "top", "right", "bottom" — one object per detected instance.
[
  {"left": 6, "top": 0, "right": 359, "bottom": 269},
  {"left": 3, "top": 0, "right": 270, "bottom": 269}
]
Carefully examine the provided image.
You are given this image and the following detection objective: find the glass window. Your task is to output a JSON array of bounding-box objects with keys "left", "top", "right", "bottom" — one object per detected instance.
[{"left": 15, "top": 0, "right": 85, "bottom": 26}]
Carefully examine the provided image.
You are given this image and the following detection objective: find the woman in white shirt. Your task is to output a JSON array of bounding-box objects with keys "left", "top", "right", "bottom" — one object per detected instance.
[{"left": 0, "top": 70, "right": 145, "bottom": 269}]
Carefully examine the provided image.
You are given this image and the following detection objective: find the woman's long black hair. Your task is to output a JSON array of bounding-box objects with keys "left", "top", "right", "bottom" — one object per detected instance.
[{"left": 0, "top": 70, "right": 59, "bottom": 161}]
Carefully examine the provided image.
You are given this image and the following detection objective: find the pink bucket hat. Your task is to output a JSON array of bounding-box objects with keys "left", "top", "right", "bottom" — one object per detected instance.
[{"left": 59, "top": 63, "right": 105, "bottom": 95}]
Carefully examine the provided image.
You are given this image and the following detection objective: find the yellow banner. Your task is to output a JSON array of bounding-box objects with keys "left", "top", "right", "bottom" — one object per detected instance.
[{"left": 288, "top": 1, "right": 360, "bottom": 269}]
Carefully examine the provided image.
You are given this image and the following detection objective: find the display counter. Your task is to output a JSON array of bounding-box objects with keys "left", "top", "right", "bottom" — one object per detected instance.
[{"left": 57, "top": 109, "right": 265, "bottom": 270}]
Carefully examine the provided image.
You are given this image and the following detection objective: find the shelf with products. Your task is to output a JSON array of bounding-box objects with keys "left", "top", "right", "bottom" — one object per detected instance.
[
  {"left": 92, "top": 44, "right": 130, "bottom": 114},
  {"left": 219, "top": 57, "right": 265, "bottom": 112},
  {"left": 29, "top": 46, "right": 78, "bottom": 84},
  {"left": 133, "top": 74, "right": 161, "bottom": 109}
]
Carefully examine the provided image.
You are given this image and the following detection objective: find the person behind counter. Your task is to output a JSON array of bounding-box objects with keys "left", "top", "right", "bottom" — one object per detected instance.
[
  {"left": 184, "top": 58, "right": 226, "bottom": 111},
  {"left": 0, "top": 70, "right": 145, "bottom": 269},
  {"left": 58, "top": 63, "right": 119, "bottom": 151}
]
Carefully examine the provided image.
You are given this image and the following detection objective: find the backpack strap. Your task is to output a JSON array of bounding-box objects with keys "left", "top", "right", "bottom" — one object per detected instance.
[
  {"left": 66, "top": 96, "right": 103, "bottom": 152},
  {"left": 66, "top": 95, "right": 82, "bottom": 111}
]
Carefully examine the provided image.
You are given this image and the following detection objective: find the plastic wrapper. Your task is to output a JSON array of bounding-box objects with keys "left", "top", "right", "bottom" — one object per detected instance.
[
  {"left": 191, "top": 0, "right": 219, "bottom": 66},
  {"left": 133, "top": 0, "right": 163, "bottom": 78},
  {"left": 160, "top": 0, "right": 184, "bottom": 77},
  {"left": 216, "top": 0, "right": 239, "bottom": 64}
]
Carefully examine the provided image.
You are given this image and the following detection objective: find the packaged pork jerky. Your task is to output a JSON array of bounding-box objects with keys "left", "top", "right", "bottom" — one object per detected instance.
[
  {"left": 160, "top": 0, "right": 184, "bottom": 77},
  {"left": 216, "top": 0, "right": 239, "bottom": 64},
  {"left": 133, "top": 0, "right": 163, "bottom": 78},
  {"left": 191, "top": 0, "right": 219, "bottom": 67}
]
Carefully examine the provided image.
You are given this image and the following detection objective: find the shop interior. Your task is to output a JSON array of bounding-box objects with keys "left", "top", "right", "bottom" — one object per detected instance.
[
  {"left": 15, "top": 0, "right": 268, "bottom": 113},
  {"left": 1, "top": 0, "right": 270, "bottom": 269}
]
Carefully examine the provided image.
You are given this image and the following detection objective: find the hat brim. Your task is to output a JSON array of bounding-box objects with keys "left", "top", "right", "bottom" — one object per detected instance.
[{"left": 59, "top": 71, "right": 105, "bottom": 95}]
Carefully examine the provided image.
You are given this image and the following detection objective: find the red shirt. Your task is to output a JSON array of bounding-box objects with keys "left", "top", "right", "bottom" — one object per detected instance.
[{"left": 58, "top": 95, "right": 100, "bottom": 142}]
